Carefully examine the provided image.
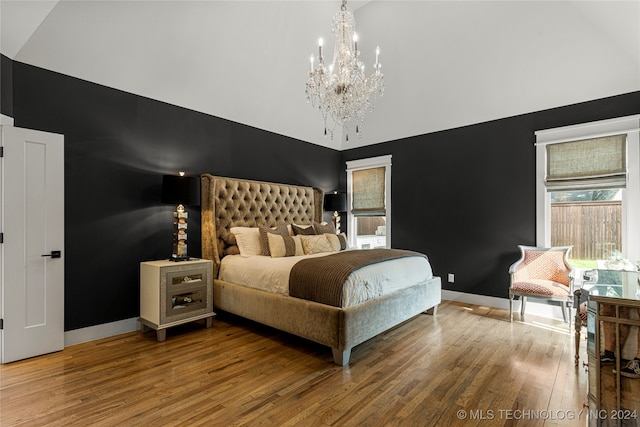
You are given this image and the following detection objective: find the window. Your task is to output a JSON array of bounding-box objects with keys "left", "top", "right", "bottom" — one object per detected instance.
[
  {"left": 346, "top": 155, "right": 391, "bottom": 249},
  {"left": 535, "top": 115, "right": 640, "bottom": 267}
]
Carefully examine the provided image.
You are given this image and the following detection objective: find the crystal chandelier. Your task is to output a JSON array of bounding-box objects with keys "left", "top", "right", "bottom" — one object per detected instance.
[{"left": 305, "top": 0, "right": 384, "bottom": 141}]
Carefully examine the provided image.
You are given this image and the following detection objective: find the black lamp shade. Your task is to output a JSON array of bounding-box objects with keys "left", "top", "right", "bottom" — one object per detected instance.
[
  {"left": 324, "top": 192, "right": 347, "bottom": 212},
  {"left": 161, "top": 175, "right": 200, "bottom": 206}
]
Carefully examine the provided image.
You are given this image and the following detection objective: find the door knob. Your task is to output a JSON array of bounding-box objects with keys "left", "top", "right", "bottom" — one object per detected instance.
[{"left": 41, "top": 250, "right": 61, "bottom": 259}]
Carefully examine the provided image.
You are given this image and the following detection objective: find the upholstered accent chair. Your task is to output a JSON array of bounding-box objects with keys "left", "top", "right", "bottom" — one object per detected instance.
[{"left": 509, "top": 245, "right": 574, "bottom": 323}]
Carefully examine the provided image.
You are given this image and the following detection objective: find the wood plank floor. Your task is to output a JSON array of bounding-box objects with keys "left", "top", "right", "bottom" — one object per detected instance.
[{"left": 0, "top": 301, "right": 591, "bottom": 427}]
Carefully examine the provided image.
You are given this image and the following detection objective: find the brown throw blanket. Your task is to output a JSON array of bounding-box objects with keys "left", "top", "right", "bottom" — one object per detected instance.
[{"left": 289, "top": 249, "right": 426, "bottom": 307}]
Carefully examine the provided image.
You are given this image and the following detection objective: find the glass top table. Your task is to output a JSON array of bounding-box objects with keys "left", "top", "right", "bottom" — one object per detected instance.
[
  {"left": 574, "top": 269, "right": 640, "bottom": 365},
  {"left": 579, "top": 270, "right": 640, "bottom": 303}
]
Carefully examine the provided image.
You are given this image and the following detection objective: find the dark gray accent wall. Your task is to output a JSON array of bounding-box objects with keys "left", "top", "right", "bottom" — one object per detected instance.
[
  {"left": 10, "top": 59, "right": 342, "bottom": 331},
  {"left": 1, "top": 54, "right": 13, "bottom": 117},
  {"left": 5, "top": 53, "right": 640, "bottom": 328},
  {"left": 341, "top": 92, "right": 640, "bottom": 298}
]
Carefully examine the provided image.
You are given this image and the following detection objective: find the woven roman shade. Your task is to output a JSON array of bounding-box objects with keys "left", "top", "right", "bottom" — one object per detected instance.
[
  {"left": 352, "top": 167, "right": 385, "bottom": 216},
  {"left": 546, "top": 134, "right": 627, "bottom": 191}
]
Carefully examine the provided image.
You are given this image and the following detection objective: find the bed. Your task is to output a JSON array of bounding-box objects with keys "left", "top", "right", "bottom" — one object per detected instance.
[{"left": 201, "top": 174, "right": 441, "bottom": 365}]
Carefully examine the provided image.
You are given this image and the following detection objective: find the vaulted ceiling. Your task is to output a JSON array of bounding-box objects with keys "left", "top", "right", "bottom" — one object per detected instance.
[{"left": 1, "top": 1, "right": 639, "bottom": 150}]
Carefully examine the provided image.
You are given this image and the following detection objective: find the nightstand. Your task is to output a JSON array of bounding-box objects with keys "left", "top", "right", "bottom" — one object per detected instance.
[{"left": 140, "top": 259, "right": 215, "bottom": 341}]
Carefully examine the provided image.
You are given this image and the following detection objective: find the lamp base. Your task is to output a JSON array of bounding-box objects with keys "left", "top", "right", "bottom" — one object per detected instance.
[
  {"left": 170, "top": 204, "right": 189, "bottom": 262},
  {"left": 332, "top": 211, "right": 341, "bottom": 234}
]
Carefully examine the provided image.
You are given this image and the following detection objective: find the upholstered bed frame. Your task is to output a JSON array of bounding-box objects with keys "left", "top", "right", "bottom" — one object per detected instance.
[{"left": 201, "top": 174, "right": 441, "bottom": 365}]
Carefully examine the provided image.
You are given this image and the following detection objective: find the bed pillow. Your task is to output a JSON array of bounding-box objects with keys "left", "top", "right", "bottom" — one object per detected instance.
[
  {"left": 224, "top": 245, "right": 241, "bottom": 256},
  {"left": 313, "top": 221, "right": 336, "bottom": 235},
  {"left": 267, "top": 233, "right": 304, "bottom": 257},
  {"left": 325, "top": 233, "right": 348, "bottom": 251},
  {"left": 230, "top": 227, "right": 262, "bottom": 257},
  {"left": 337, "top": 233, "right": 348, "bottom": 250},
  {"left": 300, "top": 234, "right": 334, "bottom": 255},
  {"left": 292, "top": 223, "right": 316, "bottom": 235},
  {"left": 258, "top": 225, "right": 290, "bottom": 256}
]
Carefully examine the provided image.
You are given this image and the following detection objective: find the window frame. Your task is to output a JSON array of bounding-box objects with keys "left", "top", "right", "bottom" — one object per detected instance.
[
  {"left": 535, "top": 115, "right": 640, "bottom": 262},
  {"left": 346, "top": 155, "right": 392, "bottom": 249}
]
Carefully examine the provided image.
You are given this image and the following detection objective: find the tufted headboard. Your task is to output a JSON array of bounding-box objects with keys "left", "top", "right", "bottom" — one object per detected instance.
[{"left": 201, "top": 174, "right": 324, "bottom": 276}]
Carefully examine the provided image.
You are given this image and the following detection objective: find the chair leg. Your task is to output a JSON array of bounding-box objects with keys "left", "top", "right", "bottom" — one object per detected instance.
[
  {"left": 509, "top": 295, "right": 513, "bottom": 322},
  {"left": 520, "top": 296, "right": 527, "bottom": 318},
  {"left": 561, "top": 302, "right": 568, "bottom": 323}
]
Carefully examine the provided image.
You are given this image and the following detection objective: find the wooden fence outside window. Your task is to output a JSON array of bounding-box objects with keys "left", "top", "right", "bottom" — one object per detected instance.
[{"left": 551, "top": 201, "right": 622, "bottom": 260}]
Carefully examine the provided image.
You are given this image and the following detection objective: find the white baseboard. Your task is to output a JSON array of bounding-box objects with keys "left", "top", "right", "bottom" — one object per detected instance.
[
  {"left": 442, "top": 290, "right": 569, "bottom": 321},
  {"left": 64, "top": 317, "right": 140, "bottom": 347}
]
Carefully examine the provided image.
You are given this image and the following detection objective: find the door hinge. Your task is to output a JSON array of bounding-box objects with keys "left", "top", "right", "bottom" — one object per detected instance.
[
  {"left": 0, "top": 319, "right": 3, "bottom": 330},
  {"left": 0, "top": 146, "right": 3, "bottom": 157},
  {"left": 0, "top": 233, "right": 3, "bottom": 243}
]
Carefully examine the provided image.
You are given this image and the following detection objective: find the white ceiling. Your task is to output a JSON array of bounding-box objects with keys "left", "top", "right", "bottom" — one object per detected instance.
[{"left": 1, "top": 0, "right": 639, "bottom": 151}]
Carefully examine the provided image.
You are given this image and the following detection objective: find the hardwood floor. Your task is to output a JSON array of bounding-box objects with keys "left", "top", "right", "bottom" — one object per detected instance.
[{"left": 0, "top": 301, "right": 590, "bottom": 427}]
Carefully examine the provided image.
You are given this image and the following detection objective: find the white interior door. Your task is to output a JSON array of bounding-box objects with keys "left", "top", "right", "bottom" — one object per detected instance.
[{"left": 0, "top": 126, "right": 64, "bottom": 363}]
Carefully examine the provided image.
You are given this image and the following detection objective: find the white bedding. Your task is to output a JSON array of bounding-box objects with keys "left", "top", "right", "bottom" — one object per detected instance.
[{"left": 218, "top": 251, "right": 433, "bottom": 307}]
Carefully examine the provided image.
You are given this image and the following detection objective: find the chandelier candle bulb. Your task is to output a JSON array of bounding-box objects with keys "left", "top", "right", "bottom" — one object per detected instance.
[
  {"left": 319, "top": 38, "right": 323, "bottom": 61},
  {"left": 310, "top": 55, "right": 314, "bottom": 72}
]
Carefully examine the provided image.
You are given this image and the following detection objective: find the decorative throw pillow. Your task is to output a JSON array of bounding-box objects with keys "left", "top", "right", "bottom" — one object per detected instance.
[
  {"left": 259, "top": 225, "right": 290, "bottom": 256},
  {"left": 313, "top": 221, "right": 336, "bottom": 235},
  {"left": 324, "top": 233, "right": 342, "bottom": 252},
  {"left": 267, "top": 233, "right": 304, "bottom": 257},
  {"left": 337, "top": 233, "right": 348, "bottom": 250},
  {"left": 292, "top": 223, "right": 316, "bottom": 235},
  {"left": 324, "top": 233, "right": 348, "bottom": 251},
  {"left": 230, "top": 227, "right": 262, "bottom": 257},
  {"left": 300, "top": 234, "right": 334, "bottom": 255}
]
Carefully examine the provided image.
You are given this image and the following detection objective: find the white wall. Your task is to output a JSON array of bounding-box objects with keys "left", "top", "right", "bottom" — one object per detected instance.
[
  {"left": 2, "top": 1, "right": 639, "bottom": 150},
  {"left": 350, "top": 0, "right": 640, "bottom": 149}
]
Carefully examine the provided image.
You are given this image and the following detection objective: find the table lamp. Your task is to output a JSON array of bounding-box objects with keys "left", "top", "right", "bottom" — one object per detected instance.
[
  {"left": 161, "top": 172, "right": 200, "bottom": 261},
  {"left": 324, "top": 191, "right": 347, "bottom": 233}
]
